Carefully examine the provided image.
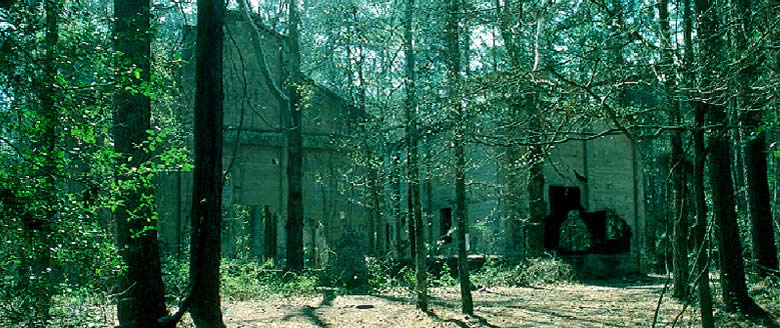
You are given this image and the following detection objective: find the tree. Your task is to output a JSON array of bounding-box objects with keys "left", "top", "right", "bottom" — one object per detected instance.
[
  {"left": 684, "top": 0, "right": 713, "bottom": 324},
  {"left": 694, "top": 0, "right": 761, "bottom": 313},
  {"left": 285, "top": 0, "right": 305, "bottom": 272},
  {"left": 112, "top": 0, "right": 171, "bottom": 326},
  {"left": 187, "top": 0, "right": 226, "bottom": 325},
  {"left": 494, "top": 0, "right": 547, "bottom": 257},
  {"left": 404, "top": 0, "right": 428, "bottom": 311},
  {"left": 524, "top": 0, "right": 549, "bottom": 258},
  {"left": 733, "top": 0, "right": 779, "bottom": 276},
  {"left": 657, "top": 0, "right": 688, "bottom": 300},
  {"left": 446, "top": 0, "right": 473, "bottom": 315}
]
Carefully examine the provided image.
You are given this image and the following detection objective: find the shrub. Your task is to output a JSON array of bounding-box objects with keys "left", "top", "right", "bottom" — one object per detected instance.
[
  {"left": 220, "top": 259, "right": 318, "bottom": 301},
  {"left": 162, "top": 257, "right": 320, "bottom": 302},
  {"left": 365, "top": 256, "right": 415, "bottom": 293},
  {"left": 472, "top": 255, "right": 575, "bottom": 288},
  {"left": 431, "top": 262, "right": 457, "bottom": 287}
]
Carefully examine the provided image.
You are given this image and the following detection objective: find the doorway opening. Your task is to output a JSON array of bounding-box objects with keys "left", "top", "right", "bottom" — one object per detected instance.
[{"left": 543, "top": 186, "right": 631, "bottom": 254}]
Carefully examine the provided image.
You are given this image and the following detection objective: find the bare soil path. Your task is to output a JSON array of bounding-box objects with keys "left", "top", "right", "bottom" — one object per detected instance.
[{"left": 196, "top": 277, "right": 777, "bottom": 328}]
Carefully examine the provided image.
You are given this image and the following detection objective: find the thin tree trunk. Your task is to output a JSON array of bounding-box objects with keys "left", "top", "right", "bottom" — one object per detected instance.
[
  {"left": 683, "top": 0, "right": 713, "bottom": 324},
  {"left": 189, "top": 0, "right": 226, "bottom": 325},
  {"left": 407, "top": 186, "right": 417, "bottom": 260},
  {"left": 285, "top": 0, "right": 305, "bottom": 272},
  {"left": 368, "top": 157, "right": 384, "bottom": 254},
  {"left": 113, "top": 0, "right": 171, "bottom": 325},
  {"left": 447, "top": 0, "right": 473, "bottom": 315},
  {"left": 657, "top": 0, "right": 689, "bottom": 300},
  {"left": 693, "top": 106, "right": 715, "bottom": 328},
  {"left": 525, "top": 95, "right": 546, "bottom": 257},
  {"left": 694, "top": 0, "right": 760, "bottom": 313},
  {"left": 390, "top": 147, "right": 403, "bottom": 257},
  {"left": 404, "top": 0, "right": 427, "bottom": 311},
  {"left": 733, "top": 0, "right": 779, "bottom": 275}
]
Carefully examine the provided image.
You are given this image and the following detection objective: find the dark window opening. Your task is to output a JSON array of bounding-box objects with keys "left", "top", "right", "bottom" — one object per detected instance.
[{"left": 440, "top": 208, "right": 453, "bottom": 244}]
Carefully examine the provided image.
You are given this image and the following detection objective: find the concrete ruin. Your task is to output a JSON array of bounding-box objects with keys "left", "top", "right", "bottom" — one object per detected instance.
[
  {"left": 423, "top": 132, "right": 646, "bottom": 277},
  {"left": 156, "top": 12, "right": 647, "bottom": 278},
  {"left": 156, "top": 12, "right": 369, "bottom": 273}
]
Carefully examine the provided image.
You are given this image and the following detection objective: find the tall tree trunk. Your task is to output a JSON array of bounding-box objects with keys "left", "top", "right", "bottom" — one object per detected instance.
[
  {"left": 693, "top": 107, "right": 716, "bottom": 328},
  {"left": 285, "top": 0, "right": 305, "bottom": 272},
  {"left": 113, "top": 0, "right": 170, "bottom": 326},
  {"left": 524, "top": 1, "right": 547, "bottom": 257},
  {"left": 733, "top": 0, "right": 779, "bottom": 276},
  {"left": 189, "top": 0, "right": 226, "bottom": 325},
  {"left": 657, "top": 0, "right": 689, "bottom": 300},
  {"left": 404, "top": 0, "right": 427, "bottom": 311},
  {"left": 367, "top": 154, "right": 384, "bottom": 254},
  {"left": 684, "top": 0, "right": 714, "bottom": 325},
  {"left": 390, "top": 147, "right": 403, "bottom": 257},
  {"left": 693, "top": 0, "right": 760, "bottom": 313},
  {"left": 447, "top": 0, "right": 473, "bottom": 315},
  {"left": 525, "top": 95, "right": 545, "bottom": 257}
]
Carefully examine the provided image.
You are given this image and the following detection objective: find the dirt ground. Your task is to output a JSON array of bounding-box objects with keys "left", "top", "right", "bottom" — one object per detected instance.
[{"left": 179, "top": 277, "right": 779, "bottom": 328}]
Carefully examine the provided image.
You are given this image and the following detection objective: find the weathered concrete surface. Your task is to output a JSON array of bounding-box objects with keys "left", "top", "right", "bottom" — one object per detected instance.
[
  {"left": 423, "top": 131, "right": 645, "bottom": 274},
  {"left": 157, "top": 12, "right": 367, "bottom": 269}
]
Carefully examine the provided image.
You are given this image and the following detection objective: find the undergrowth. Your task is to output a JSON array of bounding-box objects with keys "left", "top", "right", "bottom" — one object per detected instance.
[
  {"left": 364, "top": 255, "right": 576, "bottom": 294},
  {"left": 471, "top": 256, "right": 576, "bottom": 288},
  {"left": 162, "top": 257, "right": 320, "bottom": 302}
]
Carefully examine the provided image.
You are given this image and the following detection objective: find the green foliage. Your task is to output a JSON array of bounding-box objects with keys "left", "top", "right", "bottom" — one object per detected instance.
[
  {"left": 749, "top": 274, "right": 780, "bottom": 306},
  {"left": 0, "top": 1, "right": 190, "bottom": 325},
  {"left": 471, "top": 256, "right": 575, "bottom": 288},
  {"left": 365, "top": 257, "right": 463, "bottom": 292},
  {"left": 222, "top": 259, "right": 318, "bottom": 301},
  {"left": 431, "top": 262, "right": 457, "bottom": 287},
  {"left": 364, "top": 256, "right": 415, "bottom": 293},
  {"left": 45, "top": 288, "right": 114, "bottom": 328},
  {"left": 163, "top": 256, "right": 319, "bottom": 302}
]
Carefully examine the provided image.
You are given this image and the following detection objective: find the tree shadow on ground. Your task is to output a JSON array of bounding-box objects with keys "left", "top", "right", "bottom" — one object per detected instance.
[
  {"left": 424, "top": 309, "right": 500, "bottom": 328},
  {"left": 372, "top": 294, "right": 499, "bottom": 327},
  {"left": 579, "top": 273, "right": 668, "bottom": 288},
  {"left": 280, "top": 288, "right": 337, "bottom": 328}
]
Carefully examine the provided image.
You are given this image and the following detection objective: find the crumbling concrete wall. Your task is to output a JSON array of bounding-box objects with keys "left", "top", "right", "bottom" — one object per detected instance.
[
  {"left": 424, "top": 131, "right": 645, "bottom": 274},
  {"left": 157, "top": 12, "right": 367, "bottom": 269}
]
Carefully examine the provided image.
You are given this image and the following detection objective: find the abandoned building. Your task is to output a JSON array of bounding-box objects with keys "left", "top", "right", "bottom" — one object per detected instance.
[
  {"left": 156, "top": 12, "right": 369, "bottom": 272},
  {"left": 156, "top": 11, "right": 647, "bottom": 278},
  {"left": 423, "top": 131, "right": 646, "bottom": 276}
]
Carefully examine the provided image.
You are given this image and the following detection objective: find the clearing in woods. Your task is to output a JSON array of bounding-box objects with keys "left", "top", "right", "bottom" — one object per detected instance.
[{"left": 177, "top": 276, "right": 779, "bottom": 328}]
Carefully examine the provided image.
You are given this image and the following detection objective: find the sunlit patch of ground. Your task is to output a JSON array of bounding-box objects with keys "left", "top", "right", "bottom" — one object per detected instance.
[{"left": 177, "top": 277, "right": 778, "bottom": 328}]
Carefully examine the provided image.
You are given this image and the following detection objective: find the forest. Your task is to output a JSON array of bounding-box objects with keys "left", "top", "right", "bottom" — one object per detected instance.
[{"left": 0, "top": 0, "right": 778, "bottom": 327}]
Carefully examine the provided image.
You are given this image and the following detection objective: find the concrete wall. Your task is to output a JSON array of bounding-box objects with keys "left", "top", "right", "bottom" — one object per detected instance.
[
  {"left": 423, "top": 131, "right": 645, "bottom": 273},
  {"left": 158, "top": 13, "right": 367, "bottom": 268}
]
